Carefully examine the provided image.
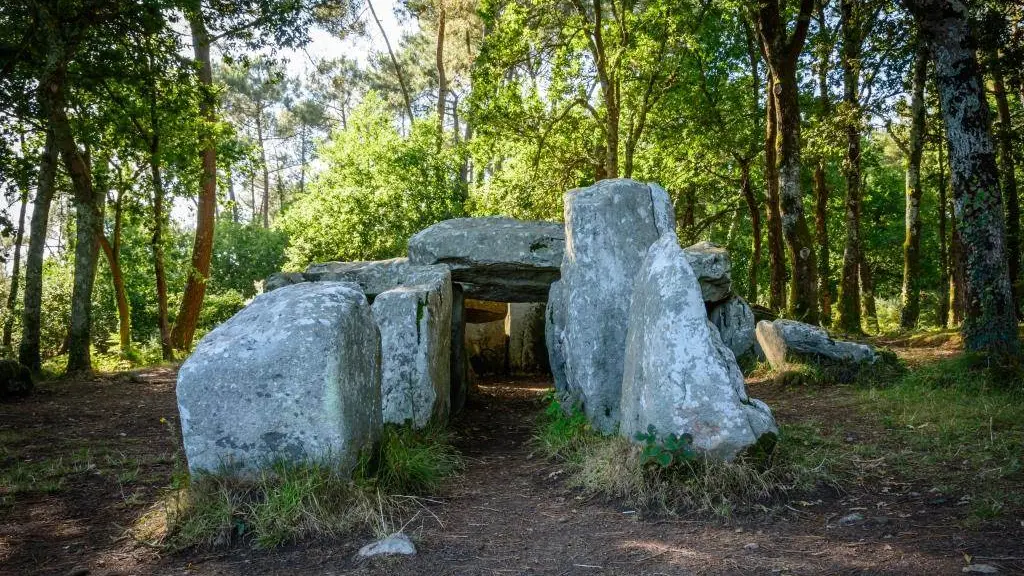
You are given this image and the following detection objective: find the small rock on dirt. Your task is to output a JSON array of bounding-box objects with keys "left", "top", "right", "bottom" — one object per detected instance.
[
  {"left": 743, "top": 543, "right": 759, "bottom": 551},
  {"left": 837, "top": 513, "right": 863, "bottom": 526},
  {"left": 962, "top": 565, "right": 998, "bottom": 574},
  {"left": 357, "top": 533, "right": 417, "bottom": 558}
]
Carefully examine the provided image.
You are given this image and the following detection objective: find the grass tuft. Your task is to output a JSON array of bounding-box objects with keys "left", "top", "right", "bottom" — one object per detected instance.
[
  {"left": 146, "top": 423, "right": 462, "bottom": 551},
  {"left": 534, "top": 394, "right": 840, "bottom": 518}
]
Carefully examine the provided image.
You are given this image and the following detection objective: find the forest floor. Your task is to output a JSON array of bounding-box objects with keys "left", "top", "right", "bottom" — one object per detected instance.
[{"left": 1, "top": 336, "right": 1023, "bottom": 576}]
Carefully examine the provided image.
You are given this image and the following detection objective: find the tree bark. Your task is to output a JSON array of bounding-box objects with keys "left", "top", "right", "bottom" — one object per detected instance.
[
  {"left": 814, "top": 0, "right": 833, "bottom": 325},
  {"left": 903, "top": 0, "right": 1019, "bottom": 356},
  {"left": 151, "top": 152, "right": 174, "bottom": 361},
  {"left": 900, "top": 41, "right": 928, "bottom": 329},
  {"left": 936, "top": 129, "right": 950, "bottom": 328},
  {"left": 741, "top": 160, "right": 762, "bottom": 304},
  {"left": 765, "top": 72, "right": 786, "bottom": 313},
  {"left": 19, "top": 129, "right": 57, "bottom": 371},
  {"left": 172, "top": 8, "right": 218, "bottom": 351},
  {"left": 4, "top": 169, "right": 29, "bottom": 348},
  {"left": 98, "top": 179, "right": 130, "bottom": 352},
  {"left": 860, "top": 252, "right": 878, "bottom": 333},
  {"left": 836, "top": 0, "right": 864, "bottom": 334},
  {"left": 991, "top": 50, "right": 1021, "bottom": 318},
  {"left": 756, "top": 0, "right": 819, "bottom": 323},
  {"left": 436, "top": 4, "right": 447, "bottom": 135}
]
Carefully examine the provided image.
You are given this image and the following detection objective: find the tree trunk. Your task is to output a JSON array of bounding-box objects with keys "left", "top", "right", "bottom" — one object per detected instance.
[
  {"left": 227, "top": 166, "right": 239, "bottom": 223},
  {"left": 19, "top": 129, "right": 57, "bottom": 371},
  {"left": 814, "top": 1, "right": 832, "bottom": 325},
  {"left": 172, "top": 8, "right": 218, "bottom": 351},
  {"left": 256, "top": 111, "right": 270, "bottom": 229},
  {"left": 41, "top": 61, "right": 102, "bottom": 374},
  {"left": 936, "top": 131, "right": 950, "bottom": 328},
  {"left": 836, "top": 0, "right": 863, "bottom": 334},
  {"left": 369, "top": 0, "right": 414, "bottom": 124},
  {"left": 900, "top": 42, "right": 928, "bottom": 329},
  {"left": 950, "top": 215, "right": 966, "bottom": 326},
  {"left": 741, "top": 160, "right": 762, "bottom": 304},
  {"left": 991, "top": 50, "right": 1021, "bottom": 318},
  {"left": 860, "top": 253, "right": 878, "bottom": 333},
  {"left": 98, "top": 183, "right": 130, "bottom": 352},
  {"left": 765, "top": 73, "right": 787, "bottom": 313},
  {"left": 3, "top": 175, "right": 29, "bottom": 348},
  {"left": 436, "top": 4, "right": 447, "bottom": 135},
  {"left": 904, "top": 0, "right": 1019, "bottom": 356},
  {"left": 151, "top": 152, "right": 174, "bottom": 361}
]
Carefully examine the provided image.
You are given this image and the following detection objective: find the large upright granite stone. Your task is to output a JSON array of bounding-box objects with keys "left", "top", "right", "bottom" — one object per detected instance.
[
  {"left": 177, "top": 282, "right": 381, "bottom": 475},
  {"left": 372, "top": 268, "right": 452, "bottom": 429},
  {"left": 561, "top": 179, "right": 675, "bottom": 432},
  {"left": 545, "top": 280, "right": 569, "bottom": 396},
  {"left": 708, "top": 295, "right": 756, "bottom": 360},
  {"left": 755, "top": 319, "right": 878, "bottom": 371},
  {"left": 508, "top": 303, "right": 548, "bottom": 374},
  {"left": 408, "top": 217, "right": 565, "bottom": 302},
  {"left": 620, "top": 235, "right": 777, "bottom": 460},
  {"left": 683, "top": 241, "right": 732, "bottom": 303}
]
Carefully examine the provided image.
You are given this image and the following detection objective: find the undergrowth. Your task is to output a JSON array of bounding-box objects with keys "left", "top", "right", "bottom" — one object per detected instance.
[
  {"left": 534, "top": 393, "right": 840, "bottom": 518},
  {"left": 138, "top": 424, "right": 462, "bottom": 551}
]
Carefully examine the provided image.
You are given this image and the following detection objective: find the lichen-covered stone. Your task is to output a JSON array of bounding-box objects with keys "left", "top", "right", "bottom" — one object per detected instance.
[
  {"left": 545, "top": 280, "right": 569, "bottom": 397},
  {"left": 561, "top": 179, "right": 674, "bottom": 432},
  {"left": 305, "top": 258, "right": 414, "bottom": 297},
  {"left": 620, "top": 235, "right": 777, "bottom": 460},
  {"left": 373, "top": 268, "right": 452, "bottom": 428},
  {"left": 465, "top": 317, "right": 507, "bottom": 375},
  {"left": 708, "top": 295, "right": 756, "bottom": 360},
  {"left": 176, "top": 282, "right": 381, "bottom": 475},
  {"left": 755, "top": 319, "right": 878, "bottom": 371},
  {"left": 508, "top": 302, "right": 548, "bottom": 374},
  {"left": 408, "top": 217, "right": 564, "bottom": 302},
  {"left": 682, "top": 241, "right": 732, "bottom": 303},
  {"left": 264, "top": 271, "right": 305, "bottom": 292}
]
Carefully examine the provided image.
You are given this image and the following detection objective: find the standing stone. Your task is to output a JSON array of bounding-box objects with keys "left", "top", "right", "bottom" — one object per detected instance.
[
  {"left": 620, "top": 235, "right": 778, "bottom": 460},
  {"left": 408, "top": 217, "right": 565, "bottom": 302},
  {"left": 545, "top": 280, "right": 569, "bottom": 397},
  {"left": 708, "top": 296, "right": 757, "bottom": 360},
  {"left": 177, "top": 282, "right": 381, "bottom": 475},
  {"left": 755, "top": 319, "right": 878, "bottom": 371},
  {"left": 372, "top": 269, "right": 452, "bottom": 429},
  {"left": 682, "top": 241, "right": 733, "bottom": 303},
  {"left": 561, "top": 179, "right": 674, "bottom": 432},
  {"left": 508, "top": 303, "right": 548, "bottom": 374},
  {"left": 449, "top": 285, "right": 469, "bottom": 413}
]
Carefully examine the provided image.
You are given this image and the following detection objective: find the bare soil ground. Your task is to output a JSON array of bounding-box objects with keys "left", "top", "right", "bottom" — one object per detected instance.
[{"left": 1, "top": 347, "right": 1022, "bottom": 576}]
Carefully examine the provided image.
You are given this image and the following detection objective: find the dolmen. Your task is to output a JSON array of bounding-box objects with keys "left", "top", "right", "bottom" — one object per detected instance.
[{"left": 177, "top": 177, "right": 780, "bottom": 475}]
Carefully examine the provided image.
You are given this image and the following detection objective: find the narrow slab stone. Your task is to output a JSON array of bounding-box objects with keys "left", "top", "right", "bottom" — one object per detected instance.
[
  {"left": 176, "top": 282, "right": 381, "bottom": 475},
  {"left": 683, "top": 241, "right": 732, "bottom": 303},
  {"left": 373, "top": 268, "right": 452, "bottom": 428},
  {"left": 620, "top": 235, "right": 777, "bottom": 460},
  {"left": 545, "top": 280, "right": 569, "bottom": 397},
  {"left": 408, "top": 217, "right": 565, "bottom": 302},
  {"left": 561, "top": 179, "right": 674, "bottom": 432},
  {"left": 755, "top": 319, "right": 878, "bottom": 371}
]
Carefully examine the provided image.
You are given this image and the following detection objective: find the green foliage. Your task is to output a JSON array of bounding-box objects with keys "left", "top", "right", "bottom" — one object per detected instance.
[
  {"left": 357, "top": 424, "right": 464, "bottom": 494},
  {"left": 634, "top": 425, "right": 696, "bottom": 469},
  {"left": 535, "top": 391, "right": 591, "bottom": 457},
  {"left": 210, "top": 221, "right": 287, "bottom": 298},
  {"left": 197, "top": 290, "right": 247, "bottom": 333},
  {"left": 278, "top": 93, "right": 466, "bottom": 268}
]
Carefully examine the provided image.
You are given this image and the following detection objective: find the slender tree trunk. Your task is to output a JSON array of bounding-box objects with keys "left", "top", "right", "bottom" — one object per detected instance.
[
  {"left": 19, "top": 129, "right": 57, "bottom": 371},
  {"left": 227, "top": 166, "right": 239, "bottom": 223},
  {"left": 814, "top": 2, "right": 832, "bottom": 325},
  {"left": 991, "top": 51, "right": 1021, "bottom": 318},
  {"left": 256, "top": 111, "right": 269, "bottom": 229},
  {"left": 765, "top": 73, "right": 786, "bottom": 313},
  {"left": 904, "top": 0, "right": 1019, "bottom": 356},
  {"left": 950, "top": 214, "right": 966, "bottom": 326},
  {"left": 151, "top": 153, "right": 174, "bottom": 361},
  {"left": 936, "top": 132, "right": 950, "bottom": 328},
  {"left": 741, "top": 160, "right": 762, "bottom": 304},
  {"left": 369, "top": 0, "right": 414, "bottom": 124},
  {"left": 41, "top": 61, "right": 101, "bottom": 373},
  {"left": 860, "top": 253, "right": 878, "bottom": 333},
  {"left": 836, "top": 0, "right": 863, "bottom": 334},
  {"left": 4, "top": 176, "right": 29, "bottom": 348},
  {"left": 436, "top": 4, "right": 447, "bottom": 135},
  {"left": 900, "top": 42, "right": 928, "bottom": 329},
  {"left": 98, "top": 184, "right": 130, "bottom": 352},
  {"left": 172, "top": 8, "right": 218, "bottom": 351}
]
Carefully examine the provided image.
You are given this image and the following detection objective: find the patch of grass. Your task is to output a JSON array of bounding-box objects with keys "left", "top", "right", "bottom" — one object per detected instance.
[
  {"left": 534, "top": 395, "right": 840, "bottom": 517},
  {"left": 147, "top": 424, "right": 462, "bottom": 551},
  {"left": 861, "top": 354, "right": 1024, "bottom": 483}
]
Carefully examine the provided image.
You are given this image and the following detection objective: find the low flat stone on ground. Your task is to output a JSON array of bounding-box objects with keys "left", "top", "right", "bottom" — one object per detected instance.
[{"left": 755, "top": 319, "right": 877, "bottom": 371}]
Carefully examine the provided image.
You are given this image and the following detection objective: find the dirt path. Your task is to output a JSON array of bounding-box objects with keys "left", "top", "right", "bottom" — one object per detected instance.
[{"left": 2, "top": 371, "right": 1022, "bottom": 575}]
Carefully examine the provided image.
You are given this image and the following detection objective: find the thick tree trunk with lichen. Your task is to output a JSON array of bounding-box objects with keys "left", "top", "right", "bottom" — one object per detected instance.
[
  {"left": 19, "top": 130, "right": 57, "bottom": 371},
  {"left": 900, "top": 42, "right": 928, "bottom": 329},
  {"left": 903, "top": 0, "right": 1019, "bottom": 356},
  {"left": 836, "top": 0, "right": 863, "bottom": 334}
]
